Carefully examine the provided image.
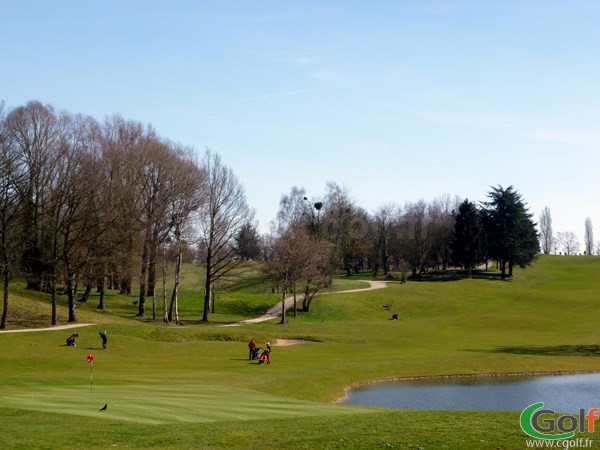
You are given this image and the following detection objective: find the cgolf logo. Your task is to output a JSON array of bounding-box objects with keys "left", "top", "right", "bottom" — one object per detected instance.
[{"left": 520, "top": 402, "right": 599, "bottom": 440}]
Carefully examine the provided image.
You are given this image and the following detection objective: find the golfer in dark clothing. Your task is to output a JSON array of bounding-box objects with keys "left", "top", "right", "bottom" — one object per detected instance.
[
  {"left": 248, "top": 339, "right": 257, "bottom": 360},
  {"left": 99, "top": 330, "right": 108, "bottom": 349}
]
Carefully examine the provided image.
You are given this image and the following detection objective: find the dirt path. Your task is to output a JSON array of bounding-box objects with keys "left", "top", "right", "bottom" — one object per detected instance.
[
  {"left": 222, "top": 280, "right": 389, "bottom": 327},
  {"left": 0, "top": 323, "right": 96, "bottom": 334}
]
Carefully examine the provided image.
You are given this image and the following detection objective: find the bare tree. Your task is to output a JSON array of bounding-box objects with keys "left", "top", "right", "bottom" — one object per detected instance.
[
  {"left": 0, "top": 101, "right": 27, "bottom": 329},
  {"left": 584, "top": 217, "right": 594, "bottom": 256},
  {"left": 428, "top": 194, "right": 459, "bottom": 270},
  {"left": 372, "top": 204, "right": 395, "bottom": 277},
  {"left": 539, "top": 207, "right": 553, "bottom": 254},
  {"left": 276, "top": 186, "right": 311, "bottom": 230},
  {"left": 556, "top": 231, "right": 579, "bottom": 256},
  {"left": 322, "top": 182, "right": 371, "bottom": 275},
  {"left": 197, "top": 150, "right": 253, "bottom": 322},
  {"left": 55, "top": 113, "right": 106, "bottom": 322},
  {"left": 398, "top": 200, "right": 431, "bottom": 277},
  {"left": 167, "top": 150, "right": 205, "bottom": 324},
  {"left": 5, "top": 101, "right": 62, "bottom": 293},
  {"left": 264, "top": 223, "right": 306, "bottom": 323}
]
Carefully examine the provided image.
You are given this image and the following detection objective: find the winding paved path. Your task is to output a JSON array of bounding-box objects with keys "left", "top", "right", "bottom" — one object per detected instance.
[
  {"left": 0, "top": 281, "right": 390, "bottom": 332},
  {"left": 222, "top": 280, "right": 389, "bottom": 327},
  {"left": 0, "top": 323, "right": 96, "bottom": 334}
]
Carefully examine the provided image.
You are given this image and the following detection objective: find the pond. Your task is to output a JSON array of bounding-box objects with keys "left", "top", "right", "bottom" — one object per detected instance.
[{"left": 340, "top": 373, "right": 600, "bottom": 413}]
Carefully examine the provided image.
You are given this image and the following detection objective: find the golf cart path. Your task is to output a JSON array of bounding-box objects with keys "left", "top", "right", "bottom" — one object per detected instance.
[
  {"left": 0, "top": 280, "right": 390, "bottom": 332},
  {"left": 222, "top": 280, "right": 389, "bottom": 327},
  {"left": 0, "top": 323, "right": 96, "bottom": 334}
]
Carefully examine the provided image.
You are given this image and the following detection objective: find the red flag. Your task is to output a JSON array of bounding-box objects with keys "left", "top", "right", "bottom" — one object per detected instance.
[{"left": 87, "top": 353, "right": 94, "bottom": 363}]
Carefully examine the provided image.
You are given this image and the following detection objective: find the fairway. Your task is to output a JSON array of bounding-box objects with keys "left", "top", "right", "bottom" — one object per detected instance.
[{"left": 2, "top": 256, "right": 600, "bottom": 448}]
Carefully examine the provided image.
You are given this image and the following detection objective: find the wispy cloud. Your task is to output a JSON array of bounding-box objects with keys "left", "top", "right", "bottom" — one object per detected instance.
[
  {"left": 528, "top": 129, "right": 600, "bottom": 147},
  {"left": 308, "top": 69, "right": 356, "bottom": 87},
  {"left": 162, "top": 107, "right": 221, "bottom": 121},
  {"left": 247, "top": 51, "right": 331, "bottom": 68},
  {"left": 220, "top": 89, "right": 319, "bottom": 105},
  {"left": 392, "top": 106, "right": 536, "bottom": 131}
]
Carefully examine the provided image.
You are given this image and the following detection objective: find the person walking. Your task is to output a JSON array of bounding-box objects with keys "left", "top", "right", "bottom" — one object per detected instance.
[{"left": 258, "top": 342, "right": 271, "bottom": 365}]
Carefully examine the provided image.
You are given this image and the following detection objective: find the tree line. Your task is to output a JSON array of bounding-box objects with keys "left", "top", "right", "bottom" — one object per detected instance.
[
  {"left": 262, "top": 183, "right": 539, "bottom": 317},
  {"left": 0, "top": 100, "right": 253, "bottom": 329},
  {"left": 539, "top": 207, "right": 597, "bottom": 256},
  {"left": 0, "top": 99, "right": 540, "bottom": 329}
]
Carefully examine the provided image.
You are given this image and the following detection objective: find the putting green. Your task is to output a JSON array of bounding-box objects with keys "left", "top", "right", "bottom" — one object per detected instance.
[{"left": 0, "top": 383, "right": 374, "bottom": 425}]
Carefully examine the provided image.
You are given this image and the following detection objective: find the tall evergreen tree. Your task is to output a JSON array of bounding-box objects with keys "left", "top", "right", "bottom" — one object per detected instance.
[
  {"left": 451, "top": 199, "right": 484, "bottom": 278},
  {"left": 235, "top": 222, "right": 261, "bottom": 261},
  {"left": 483, "top": 186, "right": 539, "bottom": 279}
]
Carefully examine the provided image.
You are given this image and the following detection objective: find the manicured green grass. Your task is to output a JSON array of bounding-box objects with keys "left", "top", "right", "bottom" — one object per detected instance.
[{"left": 1, "top": 255, "right": 599, "bottom": 448}]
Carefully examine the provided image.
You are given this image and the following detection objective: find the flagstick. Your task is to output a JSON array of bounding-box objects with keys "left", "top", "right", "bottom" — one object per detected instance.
[{"left": 90, "top": 361, "right": 93, "bottom": 393}]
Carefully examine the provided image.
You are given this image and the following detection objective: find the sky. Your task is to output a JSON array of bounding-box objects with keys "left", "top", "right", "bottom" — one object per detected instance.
[{"left": 2, "top": 1, "right": 599, "bottom": 247}]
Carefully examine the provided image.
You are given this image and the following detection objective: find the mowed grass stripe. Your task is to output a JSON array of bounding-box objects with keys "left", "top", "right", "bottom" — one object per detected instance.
[{"left": 0, "top": 383, "right": 376, "bottom": 425}]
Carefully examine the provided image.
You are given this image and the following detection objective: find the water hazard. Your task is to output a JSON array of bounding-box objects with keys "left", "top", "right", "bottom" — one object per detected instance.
[{"left": 340, "top": 373, "right": 600, "bottom": 413}]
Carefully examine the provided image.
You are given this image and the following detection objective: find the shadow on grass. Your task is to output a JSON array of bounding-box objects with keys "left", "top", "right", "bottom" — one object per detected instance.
[
  {"left": 491, "top": 344, "right": 600, "bottom": 357},
  {"left": 409, "top": 270, "right": 507, "bottom": 283}
]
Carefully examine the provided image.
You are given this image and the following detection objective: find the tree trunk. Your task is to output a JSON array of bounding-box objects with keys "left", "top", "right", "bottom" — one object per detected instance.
[
  {"left": 97, "top": 276, "right": 105, "bottom": 310},
  {"left": 79, "top": 283, "right": 92, "bottom": 303},
  {"left": 169, "top": 235, "right": 183, "bottom": 324},
  {"left": 162, "top": 246, "right": 168, "bottom": 323},
  {"left": 1, "top": 268, "right": 8, "bottom": 330},
  {"left": 302, "top": 285, "right": 310, "bottom": 312},
  {"left": 146, "top": 241, "right": 157, "bottom": 297},
  {"left": 137, "top": 239, "right": 149, "bottom": 316},
  {"left": 293, "top": 283, "right": 297, "bottom": 317},
  {"left": 279, "top": 289, "right": 286, "bottom": 324},
  {"left": 66, "top": 266, "right": 77, "bottom": 323},
  {"left": 202, "top": 253, "right": 212, "bottom": 321},
  {"left": 211, "top": 284, "right": 215, "bottom": 314}
]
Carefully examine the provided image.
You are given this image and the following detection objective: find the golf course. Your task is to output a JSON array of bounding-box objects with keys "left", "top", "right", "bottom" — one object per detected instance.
[{"left": 1, "top": 255, "right": 599, "bottom": 449}]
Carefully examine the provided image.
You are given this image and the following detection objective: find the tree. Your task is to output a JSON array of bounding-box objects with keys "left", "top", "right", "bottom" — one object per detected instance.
[
  {"left": 483, "top": 186, "right": 539, "bottom": 279},
  {"left": 556, "top": 231, "right": 579, "bottom": 256},
  {"left": 197, "top": 150, "right": 253, "bottom": 322},
  {"left": 398, "top": 200, "right": 431, "bottom": 277},
  {"left": 264, "top": 223, "right": 306, "bottom": 323},
  {"left": 321, "top": 182, "right": 371, "bottom": 275},
  {"left": 235, "top": 222, "right": 261, "bottom": 261},
  {"left": 52, "top": 112, "right": 104, "bottom": 322},
  {"left": 584, "top": 218, "right": 594, "bottom": 256},
  {"left": 428, "top": 194, "right": 459, "bottom": 271},
  {"left": 451, "top": 199, "right": 485, "bottom": 277},
  {"left": 5, "top": 101, "right": 61, "bottom": 292},
  {"left": 372, "top": 205, "right": 394, "bottom": 277},
  {"left": 539, "top": 207, "right": 553, "bottom": 255},
  {"left": 0, "top": 101, "right": 27, "bottom": 329},
  {"left": 166, "top": 151, "right": 205, "bottom": 324}
]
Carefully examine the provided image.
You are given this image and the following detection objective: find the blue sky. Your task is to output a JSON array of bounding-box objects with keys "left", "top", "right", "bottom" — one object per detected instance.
[{"left": 2, "top": 1, "right": 599, "bottom": 245}]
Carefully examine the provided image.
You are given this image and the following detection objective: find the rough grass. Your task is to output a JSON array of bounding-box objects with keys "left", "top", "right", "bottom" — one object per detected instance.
[{"left": 1, "top": 255, "right": 599, "bottom": 448}]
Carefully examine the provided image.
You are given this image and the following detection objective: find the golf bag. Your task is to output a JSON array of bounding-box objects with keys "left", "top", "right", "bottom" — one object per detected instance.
[{"left": 250, "top": 346, "right": 262, "bottom": 360}]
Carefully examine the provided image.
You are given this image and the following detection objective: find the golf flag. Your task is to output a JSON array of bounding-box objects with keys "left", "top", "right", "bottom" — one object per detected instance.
[{"left": 87, "top": 353, "right": 94, "bottom": 393}]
